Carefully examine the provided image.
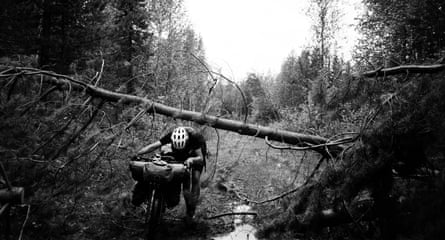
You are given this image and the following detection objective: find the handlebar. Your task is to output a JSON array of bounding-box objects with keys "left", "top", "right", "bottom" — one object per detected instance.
[
  {"left": 130, "top": 155, "right": 192, "bottom": 191},
  {"left": 132, "top": 154, "right": 175, "bottom": 163},
  {"left": 131, "top": 154, "right": 191, "bottom": 171}
]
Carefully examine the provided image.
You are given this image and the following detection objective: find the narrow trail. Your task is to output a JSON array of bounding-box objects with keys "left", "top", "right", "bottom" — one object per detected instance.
[
  {"left": 73, "top": 130, "right": 320, "bottom": 240},
  {"left": 134, "top": 130, "right": 319, "bottom": 240}
]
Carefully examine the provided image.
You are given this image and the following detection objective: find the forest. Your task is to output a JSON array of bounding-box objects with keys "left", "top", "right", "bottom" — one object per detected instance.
[{"left": 1, "top": 0, "right": 445, "bottom": 239}]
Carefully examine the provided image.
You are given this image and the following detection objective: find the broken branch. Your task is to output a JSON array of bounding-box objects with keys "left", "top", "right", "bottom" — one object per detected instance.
[
  {"left": 204, "top": 211, "right": 258, "bottom": 220},
  {"left": 362, "top": 63, "right": 445, "bottom": 78}
]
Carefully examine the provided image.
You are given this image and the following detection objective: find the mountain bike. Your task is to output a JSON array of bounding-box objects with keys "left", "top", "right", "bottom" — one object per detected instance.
[{"left": 129, "top": 155, "right": 191, "bottom": 239}]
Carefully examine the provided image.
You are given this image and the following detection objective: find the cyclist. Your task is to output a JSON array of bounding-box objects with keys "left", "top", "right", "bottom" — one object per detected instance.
[{"left": 132, "top": 126, "right": 207, "bottom": 222}]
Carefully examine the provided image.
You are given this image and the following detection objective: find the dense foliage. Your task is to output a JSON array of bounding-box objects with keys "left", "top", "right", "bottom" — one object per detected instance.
[{"left": 357, "top": 0, "right": 445, "bottom": 66}]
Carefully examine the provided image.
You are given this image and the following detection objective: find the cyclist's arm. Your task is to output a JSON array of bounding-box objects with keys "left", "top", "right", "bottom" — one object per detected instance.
[
  {"left": 185, "top": 148, "right": 204, "bottom": 167},
  {"left": 136, "top": 141, "right": 162, "bottom": 155},
  {"left": 137, "top": 132, "right": 171, "bottom": 155}
]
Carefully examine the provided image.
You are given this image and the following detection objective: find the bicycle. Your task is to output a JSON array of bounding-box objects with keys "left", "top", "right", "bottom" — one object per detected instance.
[{"left": 129, "top": 154, "right": 191, "bottom": 239}]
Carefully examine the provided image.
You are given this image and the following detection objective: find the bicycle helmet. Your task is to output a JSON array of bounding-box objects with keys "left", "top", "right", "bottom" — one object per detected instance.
[{"left": 171, "top": 127, "right": 189, "bottom": 150}]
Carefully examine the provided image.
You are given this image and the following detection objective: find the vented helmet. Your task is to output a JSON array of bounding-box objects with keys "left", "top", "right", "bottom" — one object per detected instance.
[{"left": 171, "top": 127, "right": 189, "bottom": 150}]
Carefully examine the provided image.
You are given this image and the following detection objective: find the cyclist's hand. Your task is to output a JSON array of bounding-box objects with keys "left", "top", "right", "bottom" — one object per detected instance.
[
  {"left": 131, "top": 155, "right": 140, "bottom": 161},
  {"left": 153, "top": 153, "right": 162, "bottom": 161},
  {"left": 184, "top": 158, "right": 193, "bottom": 169}
]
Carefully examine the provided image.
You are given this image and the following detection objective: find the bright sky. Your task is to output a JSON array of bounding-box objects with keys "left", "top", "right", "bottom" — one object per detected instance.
[{"left": 184, "top": 0, "right": 363, "bottom": 81}]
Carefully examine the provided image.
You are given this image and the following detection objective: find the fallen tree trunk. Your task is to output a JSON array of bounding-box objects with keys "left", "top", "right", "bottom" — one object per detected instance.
[
  {"left": 87, "top": 84, "right": 334, "bottom": 148},
  {"left": 2, "top": 64, "right": 445, "bottom": 157},
  {"left": 1, "top": 67, "right": 343, "bottom": 157}
]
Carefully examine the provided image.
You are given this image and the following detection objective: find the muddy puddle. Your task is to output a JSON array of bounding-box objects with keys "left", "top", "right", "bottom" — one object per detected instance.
[{"left": 212, "top": 204, "right": 257, "bottom": 240}]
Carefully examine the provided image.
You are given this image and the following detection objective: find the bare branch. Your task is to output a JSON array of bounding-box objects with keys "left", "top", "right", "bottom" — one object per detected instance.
[
  {"left": 94, "top": 58, "right": 105, "bottom": 86},
  {"left": 0, "top": 203, "right": 10, "bottom": 216},
  {"left": 204, "top": 211, "right": 257, "bottom": 220},
  {"left": 125, "top": 108, "right": 147, "bottom": 130},
  {"left": 190, "top": 53, "right": 218, "bottom": 114},
  {"left": 289, "top": 151, "right": 307, "bottom": 186},
  {"left": 18, "top": 204, "right": 31, "bottom": 240},
  {"left": 50, "top": 100, "right": 105, "bottom": 161},
  {"left": 20, "top": 86, "right": 58, "bottom": 116},
  {"left": 57, "top": 141, "right": 100, "bottom": 171},
  {"left": 265, "top": 136, "right": 354, "bottom": 152},
  {"left": 191, "top": 53, "right": 217, "bottom": 85},
  {"left": 361, "top": 63, "right": 445, "bottom": 78},
  {"left": 210, "top": 71, "right": 249, "bottom": 123},
  {"left": 0, "top": 67, "right": 14, "bottom": 75},
  {"left": 82, "top": 57, "right": 104, "bottom": 105},
  {"left": 241, "top": 157, "right": 325, "bottom": 205},
  {"left": 31, "top": 105, "right": 83, "bottom": 155},
  {"left": 6, "top": 74, "right": 20, "bottom": 100}
]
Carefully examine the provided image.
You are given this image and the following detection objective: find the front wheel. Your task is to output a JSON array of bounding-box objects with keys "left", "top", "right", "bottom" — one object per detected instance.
[{"left": 145, "top": 188, "right": 164, "bottom": 239}]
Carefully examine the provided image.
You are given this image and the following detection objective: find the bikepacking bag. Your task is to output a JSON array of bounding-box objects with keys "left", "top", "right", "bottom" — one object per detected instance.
[{"left": 129, "top": 160, "right": 174, "bottom": 183}]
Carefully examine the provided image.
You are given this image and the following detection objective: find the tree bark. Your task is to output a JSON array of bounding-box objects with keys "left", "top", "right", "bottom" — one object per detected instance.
[
  {"left": 12, "top": 69, "right": 342, "bottom": 157},
  {"left": 88, "top": 81, "right": 344, "bottom": 157}
]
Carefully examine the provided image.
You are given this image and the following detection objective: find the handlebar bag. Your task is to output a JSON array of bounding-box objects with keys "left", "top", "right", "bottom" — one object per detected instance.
[{"left": 129, "top": 160, "right": 174, "bottom": 183}]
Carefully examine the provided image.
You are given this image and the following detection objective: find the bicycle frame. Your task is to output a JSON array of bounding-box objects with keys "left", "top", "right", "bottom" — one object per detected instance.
[{"left": 131, "top": 156, "right": 190, "bottom": 239}]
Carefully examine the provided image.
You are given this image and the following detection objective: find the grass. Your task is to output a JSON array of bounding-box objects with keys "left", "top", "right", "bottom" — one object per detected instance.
[{"left": 206, "top": 129, "right": 321, "bottom": 200}]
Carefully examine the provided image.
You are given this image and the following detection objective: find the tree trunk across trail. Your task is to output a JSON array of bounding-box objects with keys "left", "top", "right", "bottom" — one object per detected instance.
[{"left": 5, "top": 67, "right": 343, "bottom": 158}]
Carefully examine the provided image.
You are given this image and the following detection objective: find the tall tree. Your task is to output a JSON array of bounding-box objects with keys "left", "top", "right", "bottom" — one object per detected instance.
[
  {"left": 112, "top": 0, "right": 150, "bottom": 93},
  {"left": 0, "top": 0, "right": 40, "bottom": 57},
  {"left": 277, "top": 50, "right": 319, "bottom": 108},
  {"left": 242, "top": 73, "right": 279, "bottom": 123},
  {"left": 307, "top": 0, "right": 341, "bottom": 69},
  {"left": 0, "top": 0, "right": 107, "bottom": 73},
  {"left": 357, "top": 0, "right": 445, "bottom": 66}
]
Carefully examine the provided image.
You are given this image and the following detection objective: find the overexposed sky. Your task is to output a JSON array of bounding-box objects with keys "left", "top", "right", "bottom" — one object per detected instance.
[{"left": 184, "top": 0, "right": 363, "bottom": 81}]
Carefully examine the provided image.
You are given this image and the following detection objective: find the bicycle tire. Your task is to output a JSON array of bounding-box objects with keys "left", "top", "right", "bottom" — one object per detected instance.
[{"left": 145, "top": 188, "right": 164, "bottom": 239}]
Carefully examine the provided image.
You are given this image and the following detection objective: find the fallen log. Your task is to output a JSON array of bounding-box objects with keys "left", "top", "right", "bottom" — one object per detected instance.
[
  {"left": 0, "top": 67, "right": 343, "bottom": 157},
  {"left": 84, "top": 84, "right": 344, "bottom": 156}
]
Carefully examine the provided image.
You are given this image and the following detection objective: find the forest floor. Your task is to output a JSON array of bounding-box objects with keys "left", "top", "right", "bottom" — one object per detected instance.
[{"left": 12, "top": 130, "right": 321, "bottom": 240}]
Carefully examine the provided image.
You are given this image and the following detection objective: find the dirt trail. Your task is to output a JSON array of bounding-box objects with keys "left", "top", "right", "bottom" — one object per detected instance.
[
  {"left": 62, "top": 130, "right": 319, "bottom": 240},
  {"left": 132, "top": 130, "right": 319, "bottom": 240}
]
